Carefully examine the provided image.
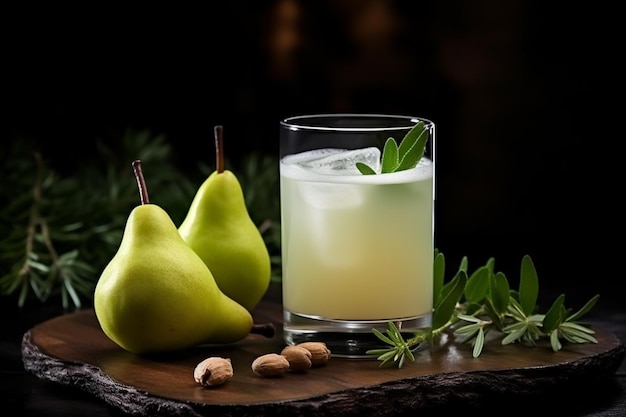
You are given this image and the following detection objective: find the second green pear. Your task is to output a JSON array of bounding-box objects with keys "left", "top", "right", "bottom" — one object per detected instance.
[{"left": 178, "top": 168, "right": 271, "bottom": 311}]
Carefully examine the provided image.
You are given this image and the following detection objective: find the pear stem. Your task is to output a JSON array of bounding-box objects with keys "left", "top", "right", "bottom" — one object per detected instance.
[
  {"left": 214, "top": 125, "right": 225, "bottom": 174},
  {"left": 250, "top": 322, "right": 276, "bottom": 338},
  {"left": 132, "top": 160, "right": 150, "bottom": 205}
]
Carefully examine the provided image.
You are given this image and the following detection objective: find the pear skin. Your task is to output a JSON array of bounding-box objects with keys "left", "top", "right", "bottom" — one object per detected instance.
[
  {"left": 178, "top": 126, "right": 271, "bottom": 311},
  {"left": 178, "top": 169, "right": 271, "bottom": 311},
  {"left": 94, "top": 161, "right": 253, "bottom": 354}
]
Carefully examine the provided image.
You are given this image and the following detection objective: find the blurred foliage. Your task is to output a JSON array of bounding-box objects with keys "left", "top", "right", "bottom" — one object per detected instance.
[{"left": 0, "top": 130, "right": 281, "bottom": 310}]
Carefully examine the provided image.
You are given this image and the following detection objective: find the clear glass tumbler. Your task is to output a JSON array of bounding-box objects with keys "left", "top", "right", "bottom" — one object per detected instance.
[{"left": 279, "top": 114, "right": 435, "bottom": 358}]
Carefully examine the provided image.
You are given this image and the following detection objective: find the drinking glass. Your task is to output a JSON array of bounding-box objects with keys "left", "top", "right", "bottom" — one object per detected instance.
[{"left": 279, "top": 114, "right": 435, "bottom": 358}]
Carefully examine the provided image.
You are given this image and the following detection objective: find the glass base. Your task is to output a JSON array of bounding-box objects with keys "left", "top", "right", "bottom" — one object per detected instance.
[{"left": 282, "top": 311, "right": 432, "bottom": 358}]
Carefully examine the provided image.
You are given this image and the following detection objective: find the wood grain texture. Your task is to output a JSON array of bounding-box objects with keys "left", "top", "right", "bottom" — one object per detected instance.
[{"left": 22, "top": 296, "right": 625, "bottom": 417}]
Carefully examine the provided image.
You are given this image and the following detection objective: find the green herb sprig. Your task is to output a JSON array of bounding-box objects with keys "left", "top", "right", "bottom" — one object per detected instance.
[
  {"left": 367, "top": 252, "right": 600, "bottom": 367},
  {"left": 356, "top": 121, "right": 428, "bottom": 175}
]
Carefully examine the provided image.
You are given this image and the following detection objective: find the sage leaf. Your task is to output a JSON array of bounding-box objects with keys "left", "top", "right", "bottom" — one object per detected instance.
[
  {"left": 454, "top": 321, "right": 480, "bottom": 343},
  {"left": 381, "top": 138, "right": 399, "bottom": 173},
  {"left": 473, "top": 328, "right": 485, "bottom": 358},
  {"left": 550, "top": 330, "right": 563, "bottom": 351},
  {"left": 484, "top": 297, "right": 504, "bottom": 329},
  {"left": 484, "top": 257, "right": 496, "bottom": 273},
  {"left": 542, "top": 294, "right": 566, "bottom": 333},
  {"left": 560, "top": 321, "right": 597, "bottom": 335},
  {"left": 519, "top": 255, "right": 538, "bottom": 316},
  {"left": 566, "top": 294, "right": 600, "bottom": 322},
  {"left": 433, "top": 252, "right": 445, "bottom": 306},
  {"left": 458, "top": 256, "right": 469, "bottom": 273},
  {"left": 465, "top": 265, "right": 490, "bottom": 303},
  {"left": 562, "top": 331, "right": 597, "bottom": 344},
  {"left": 396, "top": 121, "right": 427, "bottom": 171},
  {"left": 356, "top": 162, "right": 377, "bottom": 175},
  {"left": 491, "top": 271, "right": 510, "bottom": 315},
  {"left": 432, "top": 270, "right": 467, "bottom": 330},
  {"left": 457, "top": 314, "right": 482, "bottom": 323},
  {"left": 502, "top": 323, "right": 527, "bottom": 345}
]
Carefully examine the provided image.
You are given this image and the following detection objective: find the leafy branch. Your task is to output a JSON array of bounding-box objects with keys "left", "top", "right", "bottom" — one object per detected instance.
[{"left": 368, "top": 252, "right": 600, "bottom": 367}]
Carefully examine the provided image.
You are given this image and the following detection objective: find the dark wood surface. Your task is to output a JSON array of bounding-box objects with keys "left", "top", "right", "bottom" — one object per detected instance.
[{"left": 20, "top": 291, "right": 625, "bottom": 417}]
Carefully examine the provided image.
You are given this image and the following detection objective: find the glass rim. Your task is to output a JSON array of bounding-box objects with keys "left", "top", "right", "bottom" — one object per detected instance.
[{"left": 280, "top": 113, "right": 434, "bottom": 132}]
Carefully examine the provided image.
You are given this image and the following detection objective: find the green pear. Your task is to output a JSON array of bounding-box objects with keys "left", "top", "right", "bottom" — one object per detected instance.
[
  {"left": 94, "top": 160, "right": 255, "bottom": 355},
  {"left": 178, "top": 125, "right": 271, "bottom": 311}
]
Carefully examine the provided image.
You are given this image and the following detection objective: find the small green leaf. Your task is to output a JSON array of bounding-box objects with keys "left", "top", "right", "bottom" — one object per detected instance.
[
  {"left": 397, "top": 353, "right": 407, "bottom": 368},
  {"left": 484, "top": 257, "right": 496, "bottom": 273},
  {"left": 491, "top": 272, "right": 510, "bottom": 315},
  {"left": 542, "top": 294, "right": 566, "bottom": 333},
  {"left": 433, "top": 251, "right": 445, "bottom": 306},
  {"left": 377, "top": 349, "right": 397, "bottom": 362},
  {"left": 519, "top": 255, "right": 539, "bottom": 316},
  {"left": 366, "top": 348, "right": 392, "bottom": 356},
  {"left": 387, "top": 322, "right": 403, "bottom": 344},
  {"left": 28, "top": 260, "right": 50, "bottom": 273},
  {"left": 62, "top": 277, "right": 82, "bottom": 309},
  {"left": 457, "top": 314, "right": 482, "bottom": 323},
  {"left": 437, "top": 267, "right": 467, "bottom": 310},
  {"left": 561, "top": 329, "right": 597, "bottom": 344},
  {"left": 566, "top": 294, "right": 600, "bottom": 322},
  {"left": 562, "top": 332, "right": 596, "bottom": 344},
  {"left": 550, "top": 330, "right": 563, "bottom": 352},
  {"left": 398, "top": 121, "right": 425, "bottom": 155},
  {"left": 405, "top": 346, "right": 416, "bottom": 362},
  {"left": 371, "top": 327, "right": 395, "bottom": 345},
  {"left": 464, "top": 265, "right": 491, "bottom": 303},
  {"left": 356, "top": 162, "right": 377, "bottom": 175},
  {"left": 454, "top": 323, "right": 480, "bottom": 336},
  {"left": 454, "top": 323, "right": 480, "bottom": 344},
  {"left": 560, "top": 321, "right": 596, "bottom": 336},
  {"left": 381, "top": 138, "right": 399, "bottom": 173},
  {"left": 396, "top": 122, "right": 427, "bottom": 171},
  {"left": 483, "top": 298, "right": 504, "bottom": 330},
  {"left": 507, "top": 297, "right": 525, "bottom": 319},
  {"left": 458, "top": 256, "right": 469, "bottom": 273},
  {"left": 473, "top": 328, "right": 485, "bottom": 358},
  {"left": 432, "top": 270, "right": 467, "bottom": 330},
  {"left": 502, "top": 323, "right": 527, "bottom": 345}
]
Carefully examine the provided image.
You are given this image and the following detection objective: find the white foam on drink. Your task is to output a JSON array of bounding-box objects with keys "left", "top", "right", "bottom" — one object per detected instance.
[{"left": 281, "top": 148, "right": 433, "bottom": 184}]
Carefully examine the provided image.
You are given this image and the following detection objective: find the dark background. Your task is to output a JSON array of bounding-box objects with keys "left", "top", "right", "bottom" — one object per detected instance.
[{"left": 4, "top": 1, "right": 620, "bottom": 307}]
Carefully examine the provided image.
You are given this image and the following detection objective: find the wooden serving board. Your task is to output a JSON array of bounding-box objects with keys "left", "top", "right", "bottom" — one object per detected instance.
[{"left": 22, "top": 296, "right": 625, "bottom": 417}]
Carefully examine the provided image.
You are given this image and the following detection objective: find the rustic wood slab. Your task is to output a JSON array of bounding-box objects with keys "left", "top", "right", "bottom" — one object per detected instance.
[{"left": 22, "top": 296, "right": 625, "bottom": 417}]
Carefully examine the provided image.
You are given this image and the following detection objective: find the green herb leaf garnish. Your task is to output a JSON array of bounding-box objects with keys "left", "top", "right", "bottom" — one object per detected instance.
[
  {"left": 356, "top": 121, "right": 428, "bottom": 175},
  {"left": 367, "top": 253, "right": 600, "bottom": 367}
]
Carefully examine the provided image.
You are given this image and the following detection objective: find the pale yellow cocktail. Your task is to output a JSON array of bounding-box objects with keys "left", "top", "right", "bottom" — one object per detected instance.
[{"left": 280, "top": 149, "right": 433, "bottom": 321}]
